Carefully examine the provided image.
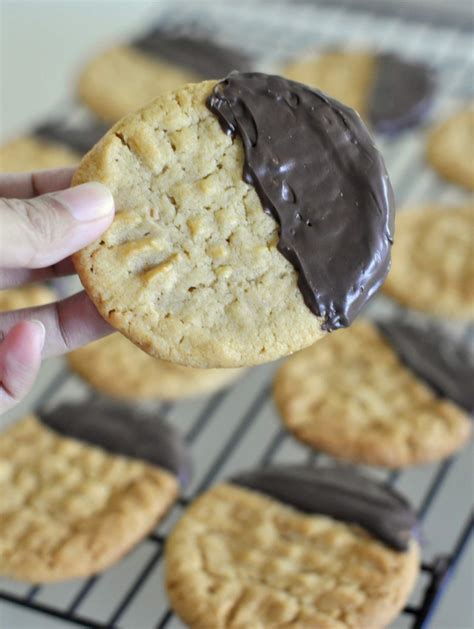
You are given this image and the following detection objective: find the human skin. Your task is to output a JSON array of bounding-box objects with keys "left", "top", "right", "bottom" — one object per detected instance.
[{"left": 0, "top": 167, "right": 115, "bottom": 412}]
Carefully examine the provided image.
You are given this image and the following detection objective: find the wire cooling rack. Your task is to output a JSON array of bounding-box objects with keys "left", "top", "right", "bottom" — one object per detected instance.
[{"left": 1, "top": 1, "right": 473, "bottom": 627}]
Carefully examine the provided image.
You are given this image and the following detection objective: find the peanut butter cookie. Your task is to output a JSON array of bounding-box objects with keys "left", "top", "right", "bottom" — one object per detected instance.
[
  {"left": 68, "top": 333, "right": 243, "bottom": 400},
  {"left": 0, "top": 402, "right": 190, "bottom": 582},
  {"left": 383, "top": 205, "right": 474, "bottom": 319},
  {"left": 274, "top": 321, "right": 471, "bottom": 468},
  {"left": 166, "top": 464, "right": 419, "bottom": 628},
  {"left": 426, "top": 107, "right": 474, "bottom": 190},
  {"left": 73, "top": 75, "right": 394, "bottom": 367}
]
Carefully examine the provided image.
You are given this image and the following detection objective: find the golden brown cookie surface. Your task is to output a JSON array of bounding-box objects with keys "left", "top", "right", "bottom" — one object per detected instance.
[
  {"left": 426, "top": 107, "right": 474, "bottom": 190},
  {"left": 0, "top": 136, "right": 79, "bottom": 173},
  {"left": 68, "top": 333, "right": 243, "bottom": 400},
  {"left": 78, "top": 31, "right": 253, "bottom": 122},
  {"left": 78, "top": 46, "right": 199, "bottom": 123},
  {"left": 72, "top": 80, "right": 325, "bottom": 368},
  {"left": 0, "top": 416, "right": 178, "bottom": 583},
  {"left": 282, "top": 51, "right": 375, "bottom": 119},
  {"left": 274, "top": 321, "right": 471, "bottom": 468},
  {"left": 165, "top": 483, "right": 419, "bottom": 628},
  {"left": 383, "top": 205, "right": 474, "bottom": 319},
  {"left": 282, "top": 50, "right": 435, "bottom": 134},
  {"left": 0, "top": 284, "right": 56, "bottom": 312}
]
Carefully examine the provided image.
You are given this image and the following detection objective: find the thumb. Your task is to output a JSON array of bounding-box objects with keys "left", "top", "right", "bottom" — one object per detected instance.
[{"left": 0, "top": 182, "right": 115, "bottom": 268}]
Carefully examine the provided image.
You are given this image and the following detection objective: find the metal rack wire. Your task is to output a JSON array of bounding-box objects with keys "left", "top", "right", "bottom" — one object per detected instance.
[
  {"left": 1, "top": 1, "right": 473, "bottom": 627},
  {"left": 0, "top": 366, "right": 472, "bottom": 628}
]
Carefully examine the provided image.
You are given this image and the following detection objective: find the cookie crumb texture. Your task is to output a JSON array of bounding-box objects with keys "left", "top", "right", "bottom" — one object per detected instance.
[
  {"left": 383, "top": 205, "right": 474, "bottom": 319},
  {"left": 0, "top": 417, "right": 178, "bottom": 582},
  {"left": 73, "top": 80, "right": 324, "bottom": 368},
  {"left": 68, "top": 333, "right": 243, "bottom": 400},
  {"left": 427, "top": 108, "right": 474, "bottom": 190},
  {"left": 274, "top": 321, "right": 471, "bottom": 468},
  {"left": 165, "top": 484, "right": 419, "bottom": 628}
]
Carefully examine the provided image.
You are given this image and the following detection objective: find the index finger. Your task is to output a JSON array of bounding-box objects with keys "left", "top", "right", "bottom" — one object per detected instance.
[
  {"left": 0, "top": 291, "right": 113, "bottom": 357},
  {"left": 0, "top": 168, "right": 76, "bottom": 199}
]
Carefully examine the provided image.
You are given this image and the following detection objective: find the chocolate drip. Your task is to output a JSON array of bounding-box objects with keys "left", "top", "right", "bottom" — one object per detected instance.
[
  {"left": 34, "top": 119, "right": 108, "bottom": 155},
  {"left": 208, "top": 72, "right": 394, "bottom": 331},
  {"left": 377, "top": 319, "right": 474, "bottom": 413},
  {"left": 369, "top": 54, "right": 435, "bottom": 134},
  {"left": 40, "top": 401, "right": 191, "bottom": 487},
  {"left": 231, "top": 464, "right": 417, "bottom": 551},
  {"left": 133, "top": 28, "right": 252, "bottom": 78}
]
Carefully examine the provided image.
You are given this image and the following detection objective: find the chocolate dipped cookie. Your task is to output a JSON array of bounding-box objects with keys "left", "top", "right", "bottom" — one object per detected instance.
[
  {"left": 0, "top": 401, "right": 190, "bottom": 582},
  {"left": 72, "top": 73, "right": 394, "bottom": 368},
  {"left": 281, "top": 50, "right": 435, "bottom": 134},
  {"left": 165, "top": 464, "right": 419, "bottom": 628},
  {"left": 78, "top": 26, "right": 253, "bottom": 122},
  {"left": 274, "top": 320, "right": 472, "bottom": 468}
]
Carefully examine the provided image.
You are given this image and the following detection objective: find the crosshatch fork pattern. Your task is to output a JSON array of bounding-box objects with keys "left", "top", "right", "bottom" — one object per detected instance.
[{"left": 1, "top": 0, "right": 473, "bottom": 627}]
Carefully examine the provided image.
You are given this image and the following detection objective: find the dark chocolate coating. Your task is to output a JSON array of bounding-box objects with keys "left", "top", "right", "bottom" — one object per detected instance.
[
  {"left": 208, "top": 72, "right": 394, "bottom": 331},
  {"left": 231, "top": 464, "right": 417, "bottom": 551},
  {"left": 369, "top": 54, "right": 436, "bottom": 134},
  {"left": 40, "top": 401, "right": 191, "bottom": 487},
  {"left": 34, "top": 119, "right": 108, "bottom": 155},
  {"left": 133, "top": 28, "right": 252, "bottom": 78},
  {"left": 377, "top": 319, "right": 474, "bottom": 414}
]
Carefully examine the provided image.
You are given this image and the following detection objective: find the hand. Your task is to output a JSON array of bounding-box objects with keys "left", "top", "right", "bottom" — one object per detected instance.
[{"left": 0, "top": 167, "right": 115, "bottom": 412}]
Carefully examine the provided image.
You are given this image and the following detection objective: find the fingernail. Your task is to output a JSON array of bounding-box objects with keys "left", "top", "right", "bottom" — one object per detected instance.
[
  {"left": 30, "top": 320, "right": 46, "bottom": 351},
  {"left": 53, "top": 182, "right": 114, "bottom": 221}
]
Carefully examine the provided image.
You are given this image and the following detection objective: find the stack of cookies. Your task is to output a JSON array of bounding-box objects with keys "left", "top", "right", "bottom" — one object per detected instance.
[{"left": 1, "top": 16, "right": 472, "bottom": 629}]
